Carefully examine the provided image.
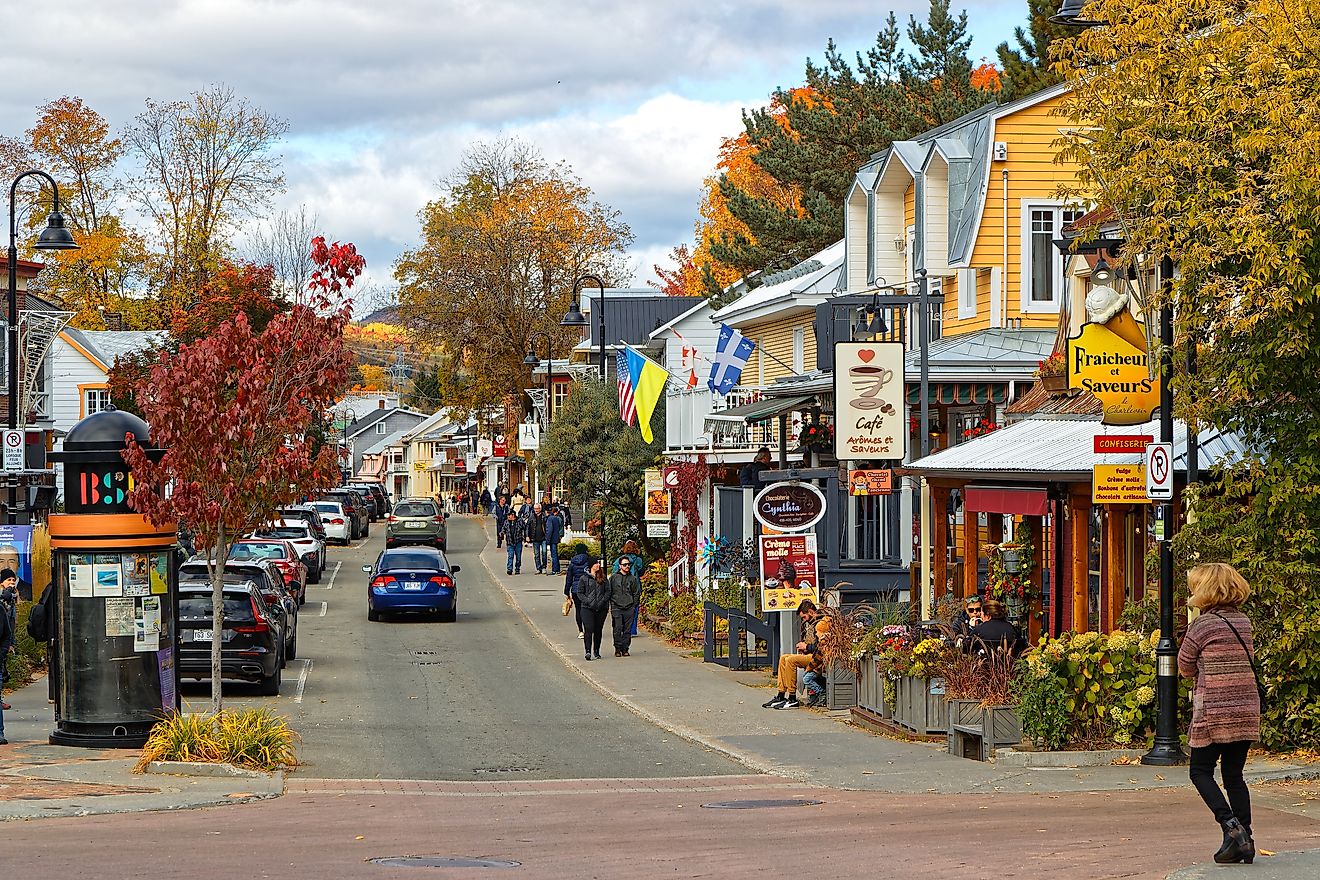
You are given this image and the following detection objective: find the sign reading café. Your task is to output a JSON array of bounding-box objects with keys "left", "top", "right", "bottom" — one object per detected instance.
[
  {"left": 833, "top": 341, "right": 907, "bottom": 462},
  {"left": 1066, "top": 286, "right": 1161, "bottom": 427}
]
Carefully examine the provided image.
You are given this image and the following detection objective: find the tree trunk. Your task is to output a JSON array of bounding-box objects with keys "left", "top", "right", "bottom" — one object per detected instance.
[{"left": 210, "top": 523, "right": 226, "bottom": 714}]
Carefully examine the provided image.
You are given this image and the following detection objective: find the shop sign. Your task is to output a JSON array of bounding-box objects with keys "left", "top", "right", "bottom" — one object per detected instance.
[
  {"left": 754, "top": 481, "right": 826, "bottom": 532},
  {"left": 646, "top": 522, "right": 670, "bottom": 538},
  {"left": 833, "top": 341, "right": 906, "bottom": 461},
  {"left": 517, "top": 423, "right": 540, "bottom": 450},
  {"left": 493, "top": 435, "right": 508, "bottom": 457},
  {"left": 477, "top": 438, "right": 494, "bottom": 458},
  {"left": 1066, "top": 293, "right": 1160, "bottom": 426},
  {"left": 412, "top": 460, "right": 428, "bottom": 472},
  {"left": 848, "top": 469, "right": 894, "bottom": 496},
  {"left": 759, "top": 533, "right": 820, "bottom": 612},
  {"left": 1094, "top": 434, "right": 1153, "bottom": 454},
  {"left": 1092, "top": 464, "right": 1151, "bottom": 504},
  {"left": 644, "top": 469, "right": 671, "bottom": 521}
]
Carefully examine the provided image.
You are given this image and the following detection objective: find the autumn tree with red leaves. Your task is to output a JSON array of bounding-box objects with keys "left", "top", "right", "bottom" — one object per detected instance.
[{"left": 123, "top": 237, "right": 363, "bottom": 711}]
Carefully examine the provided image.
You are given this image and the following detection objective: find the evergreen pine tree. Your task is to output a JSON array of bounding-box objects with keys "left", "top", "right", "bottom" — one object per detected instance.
[{"left": 995, "top": 0, "right": 1069, "bottom": 100}]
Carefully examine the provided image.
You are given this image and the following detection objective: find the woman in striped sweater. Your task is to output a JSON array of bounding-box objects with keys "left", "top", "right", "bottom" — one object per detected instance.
[{"left": 1178, "top": 563, "right": 1261, "bottom": 865}]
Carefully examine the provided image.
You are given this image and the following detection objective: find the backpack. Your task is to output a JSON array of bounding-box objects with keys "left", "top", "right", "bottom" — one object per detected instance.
[{"left": 27, "top": 583, "right": 54, "bottom": 642}]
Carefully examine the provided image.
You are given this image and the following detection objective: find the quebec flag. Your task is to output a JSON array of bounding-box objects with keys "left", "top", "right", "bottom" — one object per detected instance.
[{"left": 706, "top": 323, "right": 757, "bottom": 395}]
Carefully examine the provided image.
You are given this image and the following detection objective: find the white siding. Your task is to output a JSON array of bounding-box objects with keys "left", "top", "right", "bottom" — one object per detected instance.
[
  {"left": 47, "top": 336, "right": 108, "bottom": 436},
  {"left": 657, "top": 305, "right": 722, "bottom": 451}
]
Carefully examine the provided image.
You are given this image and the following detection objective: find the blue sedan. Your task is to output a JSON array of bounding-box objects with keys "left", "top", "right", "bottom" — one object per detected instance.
[{"left": 363, "top": 546, "right": 461, "bottom": 622}]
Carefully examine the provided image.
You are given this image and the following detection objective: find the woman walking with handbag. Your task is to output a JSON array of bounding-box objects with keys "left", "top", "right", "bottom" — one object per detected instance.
[
  {"left": 1178, "top": 562, "right": 1262, "bottom": 865},
  {"left": 576, "top": 562, "right": 611, "bottom": 661}
]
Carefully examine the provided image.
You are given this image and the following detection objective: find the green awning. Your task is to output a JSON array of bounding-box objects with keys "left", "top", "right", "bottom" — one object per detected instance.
[
  {"left": 905, "top": 382, "right": 1006, "bottom": 406},
  {"left": 705, "top": 394, "right": 816, "bottom": 426}
]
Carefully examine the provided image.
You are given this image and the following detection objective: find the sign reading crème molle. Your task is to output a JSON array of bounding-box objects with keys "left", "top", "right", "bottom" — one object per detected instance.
[
  {"left": 833, "top": 341, "right": 907, "bottom": 462},
  {"left": 753, "top": 481, "right": 826, "bottom": 531}
]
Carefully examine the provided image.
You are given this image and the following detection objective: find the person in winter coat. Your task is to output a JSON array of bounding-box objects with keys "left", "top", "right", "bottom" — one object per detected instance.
[
  {"left": 0, "top": 575, "right": 11, "bottom": 743},
  {"left": 563, "top": 543, "right": 592, "bottom": 633},
  {"left": 527, "top": 503, "right": 549, "bottom": 574},
  {"left": 544, "top": 507, "right": 565, "bottom": 576},
  {"left": 479, "top": 487, "right": 493, "bottom": 515},
  {"left": 1179, "top": 563, "right": 1262, "bottom": 865},
  {"left": 612, "top": 540, "right": 646, "bottom": 636},
  {"left": 576, "top": 562, "right": 611, "bottom": 661},
  {"left": 493, "top": 496, "right": 511, "bottom": 546},
  {"left": 504, "top": 510, "right": 527, "bottom": 575},
  {"left": 608, "top": 556, "right": 643, "bottom": 656},
  {"left": 0, "top": 570, "right": 16, "bottom": 713}
]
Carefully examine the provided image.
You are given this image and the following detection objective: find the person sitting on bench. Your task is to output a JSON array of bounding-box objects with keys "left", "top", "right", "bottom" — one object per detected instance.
[{"left": 763, "top": 600, "right": 831, "bottom": 710}]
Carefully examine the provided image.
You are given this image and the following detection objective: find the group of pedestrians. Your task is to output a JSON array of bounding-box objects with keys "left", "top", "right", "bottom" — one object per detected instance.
[
  {"left": 494, "top": 491, "right": 570, "bottom": 577},
  {"left": 446, "top": 485, "right": 497, "bottom": 515},
  {"left": 562, "top": 540, "right": 643, "bottom": 660}
]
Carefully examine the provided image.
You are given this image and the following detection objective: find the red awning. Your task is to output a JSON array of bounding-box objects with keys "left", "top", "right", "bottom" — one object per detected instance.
[{"left": 964, "top": 486, "right": 1049, "bottom": 516}]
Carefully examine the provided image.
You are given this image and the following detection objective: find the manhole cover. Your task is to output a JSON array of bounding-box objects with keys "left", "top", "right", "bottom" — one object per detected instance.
[
  {"left": 370, "top": 856, "right": 520, "bottom": 869},
  {"left": 473, "top": 766, "right": 537, "bottom": 774},
  {"left": 701, "top": 799, "right": 823, "bottom": 810}
]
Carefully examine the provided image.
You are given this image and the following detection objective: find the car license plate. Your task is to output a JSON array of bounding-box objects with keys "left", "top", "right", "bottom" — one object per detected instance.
[
  {"left": 405, "top": 521, "right": 427, "bottom": 529},
  {"left": 194, "top": 629, "right": 213, "bottom": 642},
  {"left": 403, "top": 581, "right": 423, "bottom": 591}
]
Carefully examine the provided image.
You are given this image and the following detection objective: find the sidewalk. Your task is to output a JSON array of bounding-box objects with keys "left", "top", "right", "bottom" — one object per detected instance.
[
  {"left": 479, "top": 525, "right": 1317, "bottom": 795},
  {"left": 0, "top": 676, "right": 282, "bottom": 821}
]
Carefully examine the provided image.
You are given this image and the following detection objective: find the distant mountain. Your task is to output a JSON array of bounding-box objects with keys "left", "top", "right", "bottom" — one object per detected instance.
[{"left": 357, "top": 304, "right": 401, "bottom": 325}]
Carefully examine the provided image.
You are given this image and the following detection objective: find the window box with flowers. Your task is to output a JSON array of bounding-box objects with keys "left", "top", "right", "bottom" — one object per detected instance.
[
  {"left": 961, "top": 418, "right": 998, "bottom": 441},
  {"left": 799, "top": 421, "right": 833, "bottom": 452},
  {"left": 1035, "top": 351, "right": 1068, "bottom": 393}
]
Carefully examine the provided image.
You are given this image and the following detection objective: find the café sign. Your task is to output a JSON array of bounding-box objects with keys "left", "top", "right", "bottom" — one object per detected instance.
[
  {"left": 1066, "top": 289, "right": 1161, "bottom": 427},
  {"left": 754, "top": 481, "right": 826, "bottom": 532},
  {"left": 833, "top": 341, "right": 907, "bottom": 461}
]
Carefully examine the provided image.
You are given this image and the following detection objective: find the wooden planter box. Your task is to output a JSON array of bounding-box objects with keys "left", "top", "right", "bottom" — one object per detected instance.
[
  {"left": 857, "top": 657, "right": 891, "bottom": 718},
  {"left": 947, "top": 704, "right": 1023, "bottom": 761},
  {"left": 893, "top": 675, "right": 948, "bottom": 735},
  {"left": 825, "top": 666, "right": 858, "bottom": 711},
  {"left": 1040, "top": 373, "right": 1067, "bottom": 393},
  {"left": 946, "top": 698, "right": 983, "bottom": 728}
]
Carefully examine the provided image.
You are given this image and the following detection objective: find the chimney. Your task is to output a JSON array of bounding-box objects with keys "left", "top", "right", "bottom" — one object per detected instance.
[{"left": 378, "top": 399, "right": 386, "bottom": 408}]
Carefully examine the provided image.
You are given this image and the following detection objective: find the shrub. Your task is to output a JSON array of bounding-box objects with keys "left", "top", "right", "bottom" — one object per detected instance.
[
  {"left": 5, "top": 600, "right": 45, "bottom": 689},
  {"left": 557, "top": 538, "right": 600, "bottom": 560},
  {"left": 136, "top": 708, "right": 300, "bottom": 773}
]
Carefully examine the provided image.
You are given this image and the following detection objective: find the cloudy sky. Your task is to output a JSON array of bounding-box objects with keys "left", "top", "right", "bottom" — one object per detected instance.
[{"left": 2, "top": 0, "right": 1027, "bottom": 298}]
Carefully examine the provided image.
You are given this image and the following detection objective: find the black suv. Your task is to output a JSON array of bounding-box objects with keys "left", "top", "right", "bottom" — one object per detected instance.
[
  {"left": 351, "top": 482, "right": 391, "bottom": 517},
  {"left": 177, "top": 579, "right": 284, "bottom": 694},
  {"left": 181, "top": 561, "right": 299, "bottom": 664}
]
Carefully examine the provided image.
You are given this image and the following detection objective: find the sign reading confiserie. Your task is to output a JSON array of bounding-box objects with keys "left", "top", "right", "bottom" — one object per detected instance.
[{"left": 833, "top": 341, "right": 907, "bottom": 462}]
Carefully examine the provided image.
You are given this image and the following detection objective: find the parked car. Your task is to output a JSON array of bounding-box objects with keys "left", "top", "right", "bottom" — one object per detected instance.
[
  {"left": 308, "top": 499, "right": 352, "bottom": 545},
  {"left": 252, "top": 519, "right": 325, "bottom": 582},
  {"left": 228, "top": 539, "right": 309, "bottom": 604},
  {"left": 363, "top": 545, "right": 461, "bottom": 622},
  {"left": 177, "top": 579, "right": 284, "bottom": 694},
  {"left": 278, "top": 504, "right": 328, "bottom": 543},
  {"left": 340, "top": 485, "right": 378, "bottom": 521},
  {"left": 180, "top": 562, "right": 299, "bottom": 663},
  {"left": 351, "top": 481, "right": 391, "bottom": 516},
  {"left": 385, "top": 497, "right": 447, "bottom": 550},
  {"left": 321, "top": 489, "right": 368, "bottom": 539}
]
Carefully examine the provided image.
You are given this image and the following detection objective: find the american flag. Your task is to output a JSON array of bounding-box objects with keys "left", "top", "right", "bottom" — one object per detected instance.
[{"left": 616, "top": 350, "right": 637, "bottom": 426}]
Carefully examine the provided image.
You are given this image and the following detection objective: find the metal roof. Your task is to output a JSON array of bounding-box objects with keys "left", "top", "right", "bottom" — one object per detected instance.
[
  {"left": 906, "top": 416, "right": 1246, "bottom": 481},
  {"left": 63, "top": 328, "right": 166, "bottom": 369},
  {"left": 904, "top": 328, "right": 1054, "bottom": 379},
  {"left": 581, "top": 292, "right": 704, "bottom": 348},
  {"left": 705, "top": 394, "right": 815, "bottom": 425}
]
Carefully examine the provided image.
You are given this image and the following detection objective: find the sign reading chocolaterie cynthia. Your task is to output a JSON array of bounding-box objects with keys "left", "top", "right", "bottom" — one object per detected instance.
[{"left": 753, "top": 481, "right": 827, "bottom": 532}]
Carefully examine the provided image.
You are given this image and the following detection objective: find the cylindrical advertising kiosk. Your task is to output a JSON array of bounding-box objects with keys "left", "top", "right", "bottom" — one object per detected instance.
[{"left": 47, "top": 409, "right": 177, "bottom": 748}]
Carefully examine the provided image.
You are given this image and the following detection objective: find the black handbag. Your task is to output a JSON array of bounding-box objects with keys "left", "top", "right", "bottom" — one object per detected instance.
[{"left": 1211, "top": 612, "right": 1267, "bottom": 710}]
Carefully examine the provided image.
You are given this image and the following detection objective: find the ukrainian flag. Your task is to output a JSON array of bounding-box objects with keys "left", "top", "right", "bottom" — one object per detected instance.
[{"left": 625, "top": 346, "right": 669, "bottom": 444}]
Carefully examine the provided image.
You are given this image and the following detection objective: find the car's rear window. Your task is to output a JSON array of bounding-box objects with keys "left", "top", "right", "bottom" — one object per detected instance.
[
  {"left": 380, "top": 550, "right": 445, "bottom": 572},
  {"left": 229, "top": 542, "right": 286, "bottom": 560},
  {"left": 257, "top": 526, "right": 309, "bottom": 539},
  {"left": 310, "top": 502, "right": 342, "bottom": 514},
  {"left": 394, "top": 502, "right": 436, "bottom": 518},
  {"left": 179, "top": 594, "right": 255, "bottom": 622}
]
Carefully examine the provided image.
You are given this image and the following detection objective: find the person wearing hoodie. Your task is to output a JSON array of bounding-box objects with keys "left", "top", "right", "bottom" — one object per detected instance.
[
  {"left": 0, "top": 569, "right": 16, "bottom": 713},
  {"left": 544, "top": 506, "right": 565, "bottom": 576},
  {"left": 562, "top": 543, "right": 592, "bottom": 633},
  {"left": 493, "top": 495, "right": 511, "bottom": 547},
  {"left": 576, "top": 562, "right": 611, "bottom": 661},
  {"left": 608, "top": 556, "right": 643, "bottom": 656}
]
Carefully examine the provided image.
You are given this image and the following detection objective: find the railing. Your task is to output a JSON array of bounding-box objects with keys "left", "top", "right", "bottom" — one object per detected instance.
[{"left": 702, "top": 601, "right": 779, "bottom": 670}]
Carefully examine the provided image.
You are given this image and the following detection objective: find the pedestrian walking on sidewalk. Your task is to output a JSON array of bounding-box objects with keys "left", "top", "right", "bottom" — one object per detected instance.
[
  {"left": 0, "top": 577, "right": 11, "bottom": 743},
  {"left": 505, "top": 510, "right": 527, "bottom": 575},
  {"left": 563, "top": 543, "right": 592, "bottom": 633},
  {"left": 608, "top": 556, "right": 643, "bottom": 656},
  {"left": 1179, "top": 562, "right": 1262, "bottom": 865},
  {"left": 494, "top": 495, "right": 511, "bottom": 547},
  {"left": 544, "top": 506, "right": 564, "bottom": 576},
  {"left": 576, "top": 562, "right": 610, "bottom": 661},
  {"left": 0, "top": 569, "right": 16, "bottom": 713},
  {"left": 612, "top": 540, "right": 645, "bottom": 636},
  {"left": 528, "top": 503, "right": 548, "bottom": 574}
]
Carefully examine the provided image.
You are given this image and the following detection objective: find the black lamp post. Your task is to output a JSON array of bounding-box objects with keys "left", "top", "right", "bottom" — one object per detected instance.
[
  {"left": 523, "top": 331, "right": 555, "bottom": 425},
  {"left": 560, "top": 274, "right": 607, "bottom": 382},
  {"left": 1052, "top": 2, "right": 1185, "bottom": 766},
  {"left": 7, "top": 170, "right": 79, "bottom": 524}
]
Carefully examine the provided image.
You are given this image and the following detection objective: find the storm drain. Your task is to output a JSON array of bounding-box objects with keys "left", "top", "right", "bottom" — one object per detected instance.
[
  {"left": 472, "top": 766, "right": 538, "bottom": 774},
  {"left": 701, "top": 798, "right": 823, "bottom": 810},
  {"left": 410, "top": 650, "right": 440, "bottom": 656},
  {"left": 370, "top": 856, "right": 520, "bottom": 869},
  {"left": 416, "top": 661, "right": 445, "bottom": 666}
]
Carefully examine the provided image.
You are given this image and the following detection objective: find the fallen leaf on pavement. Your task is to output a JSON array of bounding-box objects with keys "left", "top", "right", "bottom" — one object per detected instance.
[
  {"left": 1259, "top": 849, "right": 1276, "bottom": 857},
  {"left": 355, "top": 836, "right": 365, "bottom": 841}
]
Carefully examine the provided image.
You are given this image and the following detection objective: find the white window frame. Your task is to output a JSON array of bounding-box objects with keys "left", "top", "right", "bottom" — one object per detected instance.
[
  {"left": 957, "top": 268, "right": 977, "bottom": 319},
  {"left": 376, "top": 421, "right": 388, "bottom": 435},
  {"left": 1019, "top": 200, "right": 1082, "bottom": 313},
  {"left": 84, "top": 387, "right": 111, "bottom": 416},
  {"left": 792, "top": 327, "right": 805, "bottom": 373}
]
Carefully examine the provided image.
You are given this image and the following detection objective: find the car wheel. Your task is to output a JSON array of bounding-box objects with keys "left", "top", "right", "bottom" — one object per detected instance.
[
  {"left": 367, "top": 606, "right": 380, "bottom": 622},
  {"left": 310, "top": 565, "right": 321, "bottom": 585},
  {"left": 260, "top": 662, "right": 282, "bottom": 696},
  {"left": 363, "top": 524, "right": 371, "bottom": 538},
  {"left": 287, "top": 635, "right": 297, "bottom": 661},
  {"left": 440, "top": 603, "right": 457, "bottom": 623}
]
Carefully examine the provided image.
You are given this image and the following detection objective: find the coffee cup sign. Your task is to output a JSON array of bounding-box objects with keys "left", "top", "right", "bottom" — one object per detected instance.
[
  {"left": 833, "top": 341, "right": 907, "bottom": 461},
  {"left": 753, "top": 481, "right": 827, "bottom": 532}
]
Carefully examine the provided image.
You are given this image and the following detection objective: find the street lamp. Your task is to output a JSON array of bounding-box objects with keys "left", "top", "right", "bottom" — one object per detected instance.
[
  {"left": 560, "top": 274, "right": 607, "bottom": 382},
  {"left": 1053, "top": 3, "right": 1185, "bottom": 767},
  {"left": 523, "top": 330, "right": 555, "bottom": 426},
  {"left": 8, "top": 170, "right": 79, "bottom": 524}
]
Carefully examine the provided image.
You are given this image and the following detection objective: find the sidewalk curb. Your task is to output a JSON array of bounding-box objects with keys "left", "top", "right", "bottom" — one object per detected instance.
[
  {"left": 142, "top": 761, "right": 287, "bottom": 782},
  {"left": 476, "top": 523, "right": 797, "bottom": 783}
]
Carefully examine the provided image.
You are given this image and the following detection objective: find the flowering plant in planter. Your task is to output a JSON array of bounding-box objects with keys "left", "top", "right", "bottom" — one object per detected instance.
[
  {"left": 1034, "top": 351, "right": 1066, "bottom": 378},
  {"left": 800, "top": 421, "right": 834, "bottom": 448},
  {"left": 983, "top": 522, "right": 1036, "bottom": 603},
  {"left": 962, "top": 418, "right": 998, "bottom": 440}
]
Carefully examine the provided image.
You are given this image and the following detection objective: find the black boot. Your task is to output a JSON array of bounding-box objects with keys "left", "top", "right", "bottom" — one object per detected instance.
[{"left": 1214, "top": 818, "right": 1254, "bottom": 864}]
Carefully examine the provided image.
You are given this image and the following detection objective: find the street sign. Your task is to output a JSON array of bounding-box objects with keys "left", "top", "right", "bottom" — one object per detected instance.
[
  {"left": 646, "top": 522, "right": 670, "bottom": 538},
  {"left": 1145, "top": 442, "right": 1173, "bottom": 500},
  {"left": 1094, "top": 434, "right": 1153, "bottom": 454},
  {"left": 660, "top": 466, "right": 681, "bottom": 489},
  {"left": 2, "top": 430, "right": 23, "bottom": 471}
]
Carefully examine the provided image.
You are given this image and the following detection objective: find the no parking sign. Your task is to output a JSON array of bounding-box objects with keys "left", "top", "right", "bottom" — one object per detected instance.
[
  {"left": 2, "top": 429, "right": 23, "bottom": 471},
  {"left": 1145, "top": 442, "right": 1173, "bottom": 501}
]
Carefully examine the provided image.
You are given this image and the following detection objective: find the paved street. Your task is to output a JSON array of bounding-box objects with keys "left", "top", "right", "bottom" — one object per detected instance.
[{"left": 186, "top": 515, "right": 741, "bottom": 781}]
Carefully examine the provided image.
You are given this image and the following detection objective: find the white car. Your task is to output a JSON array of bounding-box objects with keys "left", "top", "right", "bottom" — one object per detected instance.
[
  {"left": 309, "top": 500, "right": 352, "bottom": 545},
  {"left": 252, "top": 519, "right": 325, "bottom": 583}
]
